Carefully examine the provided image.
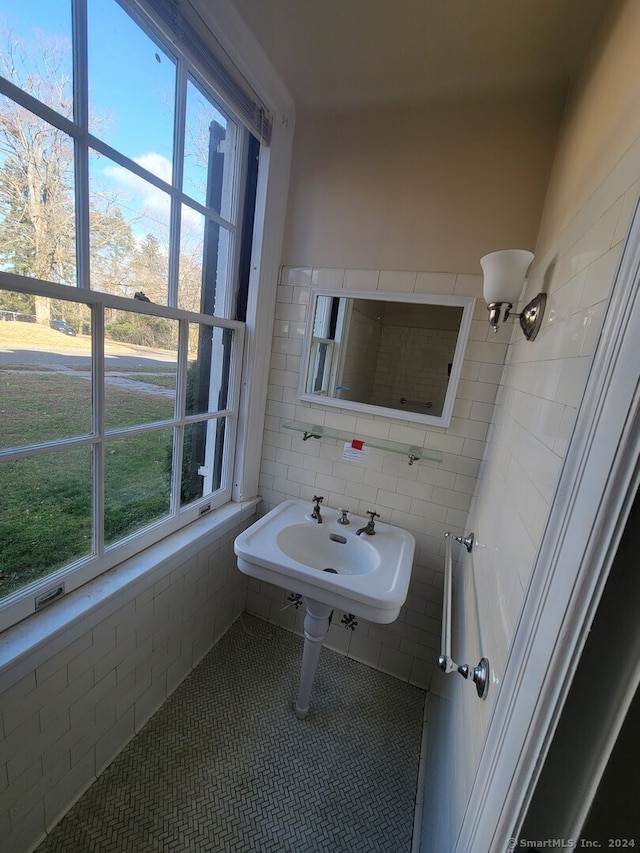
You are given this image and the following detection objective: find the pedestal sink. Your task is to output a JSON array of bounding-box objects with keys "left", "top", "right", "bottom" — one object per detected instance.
[{"left": 234, "top": 499, "right": 415, "bottom": 718}]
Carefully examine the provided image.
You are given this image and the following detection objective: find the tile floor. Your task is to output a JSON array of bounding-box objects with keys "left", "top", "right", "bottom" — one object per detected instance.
[{"left": 35, "top": 614, "right": 425, "bottom": 852}]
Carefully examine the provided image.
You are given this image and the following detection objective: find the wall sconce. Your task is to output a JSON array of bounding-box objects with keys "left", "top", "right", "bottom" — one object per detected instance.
[{"left": 480, "top": 249, "right": 546, "bottom": 341}]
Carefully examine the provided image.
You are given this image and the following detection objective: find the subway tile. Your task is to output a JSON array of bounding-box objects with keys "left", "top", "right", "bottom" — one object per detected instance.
[
  {"left": 4, "top": 715, "right": 43, "bottom": 783},
  {"left": 409, "top": 658, "right": 434, "bottom": 690},
  {"left": 354, "top": 417, "right": 391, "bottom": 439},
  {"left": 343, "top": 268, "right": 379, "bottom": 290},
  {"left": 376, "top": 490, "right": 412, "bottom": 512},
  {"left": 554, "top": 356, "right": 590, "bottom": 407},
  {"left": 378, "top": 270, "right": 417, "bottom": 292},
  {"left": 286, "top": 466, "right": 317, "bottom": 487},
  {"left": 415, "top": 272, "right": 456, "bottom": 295},
  {"left": 377, "top": 646, "right": 413, "bottom": 681},
  {"left": 282, "top": 267, "right": 313, "bottom": 287},
  {"left": 343, "top": 481, "right": 379, "bottom": 504},
  {"left": 269, "top": 351, "right": 287, "bottom": 372},
  {"left": 38, "top": 668, "right": 95, "bottom": 738},
  {"left": 314, "top": 473, "right": 346, "bottom": 495},
  {"left": 6, "top": 758, "right": 46, "bottom": 827},
  {"left": 94, "top": 709, "right": 135, "bottom": 778},
  {"left": 388, "top": 423, "right": 427, "bottom": 446},
  {"left": 277, "top": 284, "right": 293, "bottom": 304},
  {"left": 580, "top": 245, "right": 622, "bottom": 309},
  {"left": 44, "top": 750, "right": 94, "bottom": 832},
  {"left": 347, "top": 632, "right": 381, "bottom": 668},
  {"left": 363, "top": 468, "right": 399, "bottom": 492},
  {"left": 275, "top": 303, "right": 307, "bottom": 325},
  {"left": 477, "top": 362, "right": 506, "bottom": 384},
  {"left": 394, "top": 478, "right": 433, "bottom": 502},
  {"left": 323, "top": 411, "right": 358, "bottom": 433},
  {"left": 454, "top": 274, "right": 482, "bottom": 297},
  {"left": 332, "top": 461, "right": 365, "bottom": 485},
  {"left": 310, "top": 268, "right": 345, "bottom": 288},
  {"left": 292, "top": 285, "right": 311, "bottom": 306}
]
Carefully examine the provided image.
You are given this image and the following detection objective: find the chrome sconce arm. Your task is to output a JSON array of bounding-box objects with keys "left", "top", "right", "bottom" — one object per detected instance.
[
  {"left": 481, "top": 249, "right": 547, "bottom": 342},
  {"left": 486, "top": 291, "right": 547, "bottom": 341}
]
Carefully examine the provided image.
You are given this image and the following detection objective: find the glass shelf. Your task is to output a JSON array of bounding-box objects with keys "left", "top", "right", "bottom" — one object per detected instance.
[{"left": 282, "top": 421, "right": 442, "bottom": 465}]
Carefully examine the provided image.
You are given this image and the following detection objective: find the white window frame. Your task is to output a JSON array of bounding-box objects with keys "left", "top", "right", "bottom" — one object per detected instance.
[{"left": 0, "top": 0, "right": 297, "bottom": 632}]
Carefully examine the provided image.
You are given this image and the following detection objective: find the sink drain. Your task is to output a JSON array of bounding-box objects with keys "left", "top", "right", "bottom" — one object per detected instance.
[{"left": 323, "top": 568, "right": 338, "bottom": 573}]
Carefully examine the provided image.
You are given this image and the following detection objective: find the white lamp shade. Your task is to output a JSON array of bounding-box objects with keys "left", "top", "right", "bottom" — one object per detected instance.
[{"left": 481, "top": 249, "right": 534, "bottom": 305}]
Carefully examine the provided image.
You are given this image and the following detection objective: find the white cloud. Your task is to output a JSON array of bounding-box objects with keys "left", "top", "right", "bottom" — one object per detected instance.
[
  {"left": 134, "top": 152, "right": 173, "bottom": 184},
  {"left": 99, "top": 151, "right": 208, "bottom": 246}
]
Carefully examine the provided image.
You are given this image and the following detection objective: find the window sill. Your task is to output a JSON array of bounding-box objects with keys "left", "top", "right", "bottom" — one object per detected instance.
[{"left": 0, "top": 498, "right": 260, "bottom": 691}]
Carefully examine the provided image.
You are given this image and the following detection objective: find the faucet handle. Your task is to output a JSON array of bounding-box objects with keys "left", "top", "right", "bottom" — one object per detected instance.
[
  {"left": 366, "top": 510, "right": 380, "bottom": 522},
  {"left": 313, "top": 495, "right": 324, "bottom": 505},
  {"left": 337, "top": 508, "right": 350, "bottom": 525}
]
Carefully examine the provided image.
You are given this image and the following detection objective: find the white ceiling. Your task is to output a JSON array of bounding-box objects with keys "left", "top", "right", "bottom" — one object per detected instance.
[{"left": 228, "top": 0, "right": 613, "bottom": 109}]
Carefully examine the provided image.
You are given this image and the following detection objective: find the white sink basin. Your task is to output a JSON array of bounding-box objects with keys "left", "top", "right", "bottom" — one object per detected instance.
[{"left": 234, "top": 499, "right": 415, "bottom": 623}]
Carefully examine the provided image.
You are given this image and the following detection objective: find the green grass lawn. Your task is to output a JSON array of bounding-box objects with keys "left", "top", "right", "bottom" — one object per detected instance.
[{"left": 0, "top": 370, "right": 176, "bottom": 599}]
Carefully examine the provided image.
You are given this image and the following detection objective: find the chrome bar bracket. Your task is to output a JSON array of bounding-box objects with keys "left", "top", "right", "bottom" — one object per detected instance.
[
  {"left": 452, "top": 532, "right": 474, "bottom": 553},
  {"left": 473, "top": 657, "right": 490, "bottom": 700}
]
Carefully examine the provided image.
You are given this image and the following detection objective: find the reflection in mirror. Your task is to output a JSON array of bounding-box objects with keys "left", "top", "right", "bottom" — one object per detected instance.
[{"left": 300, "top": 290, "right": 475, "bottom": 427}]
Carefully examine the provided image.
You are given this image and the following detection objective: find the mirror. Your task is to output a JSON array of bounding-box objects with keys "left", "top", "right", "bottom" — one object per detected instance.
[{"left": 299, "top": 289, "right": 476, "bottom": 427}]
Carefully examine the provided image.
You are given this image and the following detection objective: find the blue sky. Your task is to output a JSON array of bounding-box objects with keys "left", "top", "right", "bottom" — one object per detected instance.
[
  {"left": 1, "top": 0, "right": 174, "bottom": 169},
  {"left": 0, "top": 0, "right": 224, "bottom": 243}
]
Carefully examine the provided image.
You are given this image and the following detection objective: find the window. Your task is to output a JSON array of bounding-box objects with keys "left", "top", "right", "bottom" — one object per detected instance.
[
  {"left": 0, "top": 0, "right": 265, "bottom": 629},
  {"left": 306, "top": 295, "right": 346, "bottom": 395}
]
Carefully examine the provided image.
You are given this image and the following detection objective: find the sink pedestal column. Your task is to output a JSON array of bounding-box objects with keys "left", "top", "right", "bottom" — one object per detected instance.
[{"left": 294, "top": 598, "right": 333, "bottom": 720}]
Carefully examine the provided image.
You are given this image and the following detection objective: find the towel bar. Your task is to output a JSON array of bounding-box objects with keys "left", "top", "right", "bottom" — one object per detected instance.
[{"left": 437, "top": 531, "right": 490, "bottom": 699}]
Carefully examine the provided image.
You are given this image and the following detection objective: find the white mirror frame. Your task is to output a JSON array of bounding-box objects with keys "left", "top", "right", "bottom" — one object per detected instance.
[{"left": 298, "top": 289, "right": 476, "bottom": 428}]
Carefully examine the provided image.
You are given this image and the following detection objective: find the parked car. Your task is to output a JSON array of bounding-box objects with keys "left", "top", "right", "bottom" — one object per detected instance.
[{"left": 50, "top": 319, "right": 77, "bottom": 336}]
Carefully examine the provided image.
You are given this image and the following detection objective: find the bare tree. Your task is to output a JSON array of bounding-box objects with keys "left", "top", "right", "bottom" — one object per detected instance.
[{"left": 0, "top": 30, "right": 76, "bottom": 323}]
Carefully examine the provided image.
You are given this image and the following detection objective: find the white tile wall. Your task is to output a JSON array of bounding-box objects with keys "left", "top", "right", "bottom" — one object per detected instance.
[
  {"left": 426, "top": 154, "right": 640, "bottom": 850},
  {"left": 0, "top": 516, "right": 253, "bottom": 852},
  {"left": 253, "top": 266, "right": 508, "bottom": 690}
]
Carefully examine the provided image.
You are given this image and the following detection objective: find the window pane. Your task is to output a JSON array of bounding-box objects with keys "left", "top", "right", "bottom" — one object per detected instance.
[
  {"left": 178, "top": 216, "right": 233, "bottom": 317},
  {"left": 0, "top": 0, "right": 73, "bottom": 118},
  {"left": 104, "top": 308, "right": 177, "bottom": 431},
  {"left": 184, "top": 79, "right": 237, "bottom": 219},
  {"left": 87, "top": 0, "right": 175, "bottom": 181},
  {"left": 0, "top": 99, "right": 76, "bottom": 285},
  {"left": 186, "top": 324, "right": 231, "bottom": 416},
  {"left": 89, "top": 151, "right": 171, "bottom": 303},
  {"left": 180, "top": 418, "right": 225, "bottom": 507},
  {"left": 0, "top": 446, "right": 92, "bottom": 599},
  {"left": 0, "top": 293, "right": 91, "bottom": 450},
  {"left": 104, "top": 428, "right": 173, "bottom": 546},
  {"left": 179, "top": 205, "right": 205, "bottom": 312},
  {"left": 180, "top": 421, "right": 206, "bottom": 506},
  {"left": 178, "top": 211, "right": 233, "bottom": 315}
]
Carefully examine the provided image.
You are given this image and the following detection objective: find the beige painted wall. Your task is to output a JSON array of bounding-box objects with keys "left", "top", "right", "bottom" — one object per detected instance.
[
  {"left": 537, "top": 0, "right": 640, "bottom": 248},
  {"left": 282, "top": 87, "right": 565, "bottom": 272}
]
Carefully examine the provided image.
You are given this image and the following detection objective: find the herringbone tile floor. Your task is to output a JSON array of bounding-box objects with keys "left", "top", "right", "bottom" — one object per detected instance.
[{"left": 36, "top": 614, "right": 425, "bottom": 852}]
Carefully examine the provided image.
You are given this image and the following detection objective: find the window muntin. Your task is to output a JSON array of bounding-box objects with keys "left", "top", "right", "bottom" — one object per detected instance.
[{"left": 0, "top": 0, "right": 255, "bottom": 626}]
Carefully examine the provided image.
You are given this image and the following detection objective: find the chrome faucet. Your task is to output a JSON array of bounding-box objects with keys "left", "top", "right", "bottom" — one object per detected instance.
[
  {"left": 311, "top": 495, "right": 324, "bottom": 523},
  {"left": 356, "top": 510, "right": 380, "bottom": 535}
]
